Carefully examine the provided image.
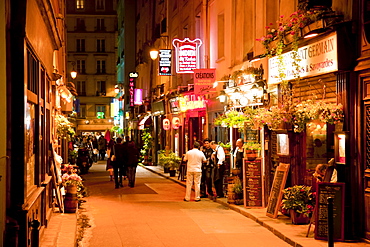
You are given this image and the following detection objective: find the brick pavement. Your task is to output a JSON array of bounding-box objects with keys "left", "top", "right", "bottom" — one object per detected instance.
[{"left": 40, "top": 162, "right": 370, "bottom": 247}]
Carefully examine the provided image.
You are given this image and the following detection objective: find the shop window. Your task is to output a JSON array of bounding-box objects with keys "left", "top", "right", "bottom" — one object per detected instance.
[
  {"left": 305, "top": 120, "right": 335, "bottom": 175},
  {"left": 26, "top": 103, "right": 36, "bottom": 195},
  {"left": 96, "top": 105, "right": 106, "bottom": 119}
]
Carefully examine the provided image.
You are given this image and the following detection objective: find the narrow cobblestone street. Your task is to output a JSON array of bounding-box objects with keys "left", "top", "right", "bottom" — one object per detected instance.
[{"left": 79, "top": 162, "right": 290, "bottom": 247}]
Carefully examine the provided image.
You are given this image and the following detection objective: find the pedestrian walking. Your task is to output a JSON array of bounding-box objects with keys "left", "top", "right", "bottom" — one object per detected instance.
[
  {"left": 98, "top": 136, "right": 106, "bottom": 160},
  {"left": 123, "top": 136, "right": 140, "bottom": 187},
  {"left": 210, "top": 141, "right": 226, "bottom": 198},
  {"left": 91, "top": 137, "right": 99, "bottom": 162},
  {"left": 111, "top": 137, "right": 126, "bottom": 189},
  {"left": 183, "top": 142, "right": 206, "bottom": 202},
  {"left": 200, "top": 138, "right": 214, "bottom": 198},
  {"left": 106, "top": 137, "right": 115, "bottom": 181}
]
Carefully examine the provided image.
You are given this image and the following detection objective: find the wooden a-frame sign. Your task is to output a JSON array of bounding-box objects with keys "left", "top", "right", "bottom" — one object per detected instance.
[{"left": 266, "top": 163, "right": 290, "bottom": 218}]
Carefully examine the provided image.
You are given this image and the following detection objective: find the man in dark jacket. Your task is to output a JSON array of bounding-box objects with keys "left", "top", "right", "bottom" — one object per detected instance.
[
  {"left": 111, "top": 137, "right": 126, "bottom": 189},
  {"left": 200, "top": 138, "right": 214, "bottom": 198},
  {"left": 123, "top": 136, "right": 140, "bottom": 187}
]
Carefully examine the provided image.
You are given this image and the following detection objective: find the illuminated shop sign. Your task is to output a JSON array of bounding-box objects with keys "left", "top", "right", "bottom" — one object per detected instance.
[
  {"left": 172, "top": 117, "right": 181, "bottom": 129},
  {"left": 268, "top": 32, "right": 338, "bottom": 84},
  {"left": 159, "top": 49, "right": 172, "bottom": 76},
  {"left": 163, "top": 118, "right": 171, "bottom": 130},
  {"left": 178, "top": 95, "right": 206, "bottom": 112},
  {"left": 172, "top": 38, "right": 202, "bottom": 73},
  {"left": 134, "top": 89, "right": 143, "bottom": 105},
  {"left": 128, "top": 72, "right": 139, "bottom": 107},
  {"left": 193, "top": 69, "right": 216, "bottom": 95},
  {"left": 169, "top": 97, "right": 180, "bottom": 113}
]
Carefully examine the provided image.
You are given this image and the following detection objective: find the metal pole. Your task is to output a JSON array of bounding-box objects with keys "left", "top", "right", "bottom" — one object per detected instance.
[{"left": 327, "top": 197, "right": 334, "bottom": 247}]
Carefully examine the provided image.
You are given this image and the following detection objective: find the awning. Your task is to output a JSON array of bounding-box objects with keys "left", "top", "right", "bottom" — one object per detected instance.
[{"left": 138, "top": 115, "right": 152, "bottom": 130}]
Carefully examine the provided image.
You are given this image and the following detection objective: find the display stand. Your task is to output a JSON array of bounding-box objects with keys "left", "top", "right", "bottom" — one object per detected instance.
[
  {"left": 243, "top": 158, "right": 264, "bottom": 207},
  {"left": 266, "top": 163, "right": 290, "bottom": 218}
]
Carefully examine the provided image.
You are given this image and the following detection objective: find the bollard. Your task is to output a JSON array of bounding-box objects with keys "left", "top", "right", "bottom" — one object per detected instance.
[
  {"left": 327, "top": 197, "right": 334, "bottom": 247},
  {"left": 31, "top": 219, "right": 40, "bottom": 247}
]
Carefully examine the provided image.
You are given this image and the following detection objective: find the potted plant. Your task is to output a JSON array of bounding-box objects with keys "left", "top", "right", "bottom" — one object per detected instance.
[
  {"left": 218, "top": 142, "right": 231, "bottom": 154},
  {"left": 158, "top": 150, "right": 181, "bottom": 176},
  {"left": 68, "top": 149, "right": 78, "bottom": 164},
  {"left": 243, "top": 142, "right": 261, "bottom": 161},
  {"left": 140, "top": 128, "right": 153, "bottom": 164},
  {"left": 62, "top": 172, "right": 84, "bottom": 213},
  {"left": 232, "top": 177, "right": 243, "bottom": 205},
  {"left": 281, "top": 185, "right": 315, "bottom": 224}
]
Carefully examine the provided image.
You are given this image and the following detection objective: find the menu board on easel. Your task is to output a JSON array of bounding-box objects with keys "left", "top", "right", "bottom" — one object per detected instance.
[
  {"left": 266, "top": 163, "right": 290, "bottom": 218},
  {"left": 315, "top": 182, "right": 345, "bottom": 241},
  {"left": 243, "top": 158, "right": 264, "bottom": 207}
]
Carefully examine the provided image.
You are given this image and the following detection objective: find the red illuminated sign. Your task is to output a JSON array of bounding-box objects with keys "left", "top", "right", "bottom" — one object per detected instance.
[
  {"left": 172, "top": 117, "right": 181, "bottom": 129},
  {"left": 172, "top": 38, "right": 202, "bottom": 74},
  {"left": 128, "top": 72, "right": 138, "bottom": 107},
  {"left": 163, "top": 119, "right": 171, "bottom": 130}
]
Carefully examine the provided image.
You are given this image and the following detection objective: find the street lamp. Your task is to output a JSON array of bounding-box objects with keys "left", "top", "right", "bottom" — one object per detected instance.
[
  {"left": 149, "top": 49, "right": 159, "bottom": 60},
  {"left": 218, "top": 90, "right": 227, "bottom": 103},
  {"left": 69, "top": 61, "right": 77, "bottom": 79}
]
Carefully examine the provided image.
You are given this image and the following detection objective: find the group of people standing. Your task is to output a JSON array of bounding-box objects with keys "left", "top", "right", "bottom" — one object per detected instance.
[
  {"left": 107, "top": 136, "right": 140, "bottom": 189},
  {"left": 183, "top": 139, "right": 226, "bottom": 202}
]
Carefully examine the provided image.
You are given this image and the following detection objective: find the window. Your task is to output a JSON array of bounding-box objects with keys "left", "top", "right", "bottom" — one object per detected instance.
[
  {"left": 96, "top": 105, "right": 106, "bottom": 119},
  {"left": 96, "top": 0, "right": 105, "bottom": 10},
  {"left": 217, "top": 13, "right": 225, "bottom": 59},
  {"left": 76, "top": 18, "right": 86, "bottom": 31},
  {"left": 96, "top": 18, "right": 105, "bottom": 31},
  {"left": 97, "top": 39, "right": 105, "bottom": 52},
  {"left": 26, "top": 103, "right": 36, "bottom": 194},
  {"left": 96, "top": 60, "right": 106, "bottom": 74},
  {"left": 96, "top": 81, "right": 106, "bottom": 95},
  {"left": 76, "top": 60, "right": 86, "bottom": 74},
  {"left": 27, "top": 50, "right": 38, "bottom": 94},
  {"left": 76, "top": 81, "right": 86, "bottom": 96},
  {"left": 76, "top": 0, "right": 85, "bottom": 9},
  {"left": 78, "top": 104, "right": 86, "bottom": 118},
  {"left": 76, "top": 39, "right": 85, "bottom": 52}
]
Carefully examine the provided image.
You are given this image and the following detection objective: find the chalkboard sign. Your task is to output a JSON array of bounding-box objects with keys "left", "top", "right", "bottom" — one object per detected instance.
[
  {"left": 245, "top": 129, "right": 258, "bottom": 141},
  {"left": 266, "top": 163, "right": 290, "bottom": 218},
  {"left": 315, "top": 182, "right": 345, "bottom": 241},
  {"left": 243, "top": 158, "right": 264, "bottom": 207}
]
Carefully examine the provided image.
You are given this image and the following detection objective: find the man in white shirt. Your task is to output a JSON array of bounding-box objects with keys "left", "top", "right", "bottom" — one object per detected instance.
[
  {"left": 210, "top": 141, "right": 226, "bottom": 198},
  {"left": 183, "top": 142, "right": 207, "bottom": 202}
]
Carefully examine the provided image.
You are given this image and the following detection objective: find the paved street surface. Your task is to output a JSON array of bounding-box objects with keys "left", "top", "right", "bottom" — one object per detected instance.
[{"left": 79, "top": 162, "right": 290, "bottom": 247}]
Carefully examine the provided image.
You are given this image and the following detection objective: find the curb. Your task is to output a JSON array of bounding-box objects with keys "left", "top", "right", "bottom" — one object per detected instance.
[{"left": 140, "top": 164, "right": 302, "bottom": 247}]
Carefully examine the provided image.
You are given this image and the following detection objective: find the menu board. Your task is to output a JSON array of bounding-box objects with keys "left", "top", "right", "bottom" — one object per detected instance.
[
  {"left": 245, "top": 129, "right": 258, "bottom": 141},
  {"left": 315, "top": 182, "right": 345, "bottom": 241},
  {"left": 266, "top": 163, "right": 290, "bottom": 218},
  {"left": 243, "top": 159, "right": 264, "bottom": 207}
]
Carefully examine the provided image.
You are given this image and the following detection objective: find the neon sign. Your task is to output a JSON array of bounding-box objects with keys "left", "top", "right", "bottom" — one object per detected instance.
[
  {"left": 178, "top": 95, "right": 206, "bottom": 112},
  {"left": 128, "top": 72, "right": 138, "bottom": 107},
  {"left": 172, "top": 38, "right": 202, "bottom": 74}
]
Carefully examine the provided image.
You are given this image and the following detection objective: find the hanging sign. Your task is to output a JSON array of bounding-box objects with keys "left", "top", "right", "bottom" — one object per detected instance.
[
  {"left": 172, "top": 117, "right": 181, "bottom": 129},
  {"left": 193, "top": 69, "right": 216, "bottom": 95},
  {"left": 134, "top": 89, "right": 143, "bottom": 105},
  {"left": 163, "top": 119, "right": 171, "bottom": 130},
  {"left": 178, "top": 95, "right": 206, "bottom": 112},
  {"left": 268, "top": 32, "right": 338, "bottom": 84},
  {"left": 159, "top": 49, "right": 172, "bottom": 76},
  {"left": 172, "top": 38, "right": 202, "bottom": 74},
  {"left": 128, "top": 72, "right": 138, "bottom": 107}
]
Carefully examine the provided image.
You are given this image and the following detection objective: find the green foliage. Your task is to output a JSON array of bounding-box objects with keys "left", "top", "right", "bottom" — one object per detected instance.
[
  {"left": 243, "top": 142, "right": 261, "bottom": 151},
  {"left": 55, "top": 114, "right": 75, "bottom": 140},
  {"left": 232, "top": 177, "right": 243, "bottom": 194},
  {"left": 158, "top": 150, "right": 181, "bottom": 170},
  {"left": 281, "top": 185, "right": 315, "bottom": 217},
  {"left": 140, "top": 128, "right": 153, "bottom": 156},
  {"left": 218, "top": 142, "right": 231, "bottom": 149},
  {"left": 111, "top": 126, "right": 123, "bottom": 135}
]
